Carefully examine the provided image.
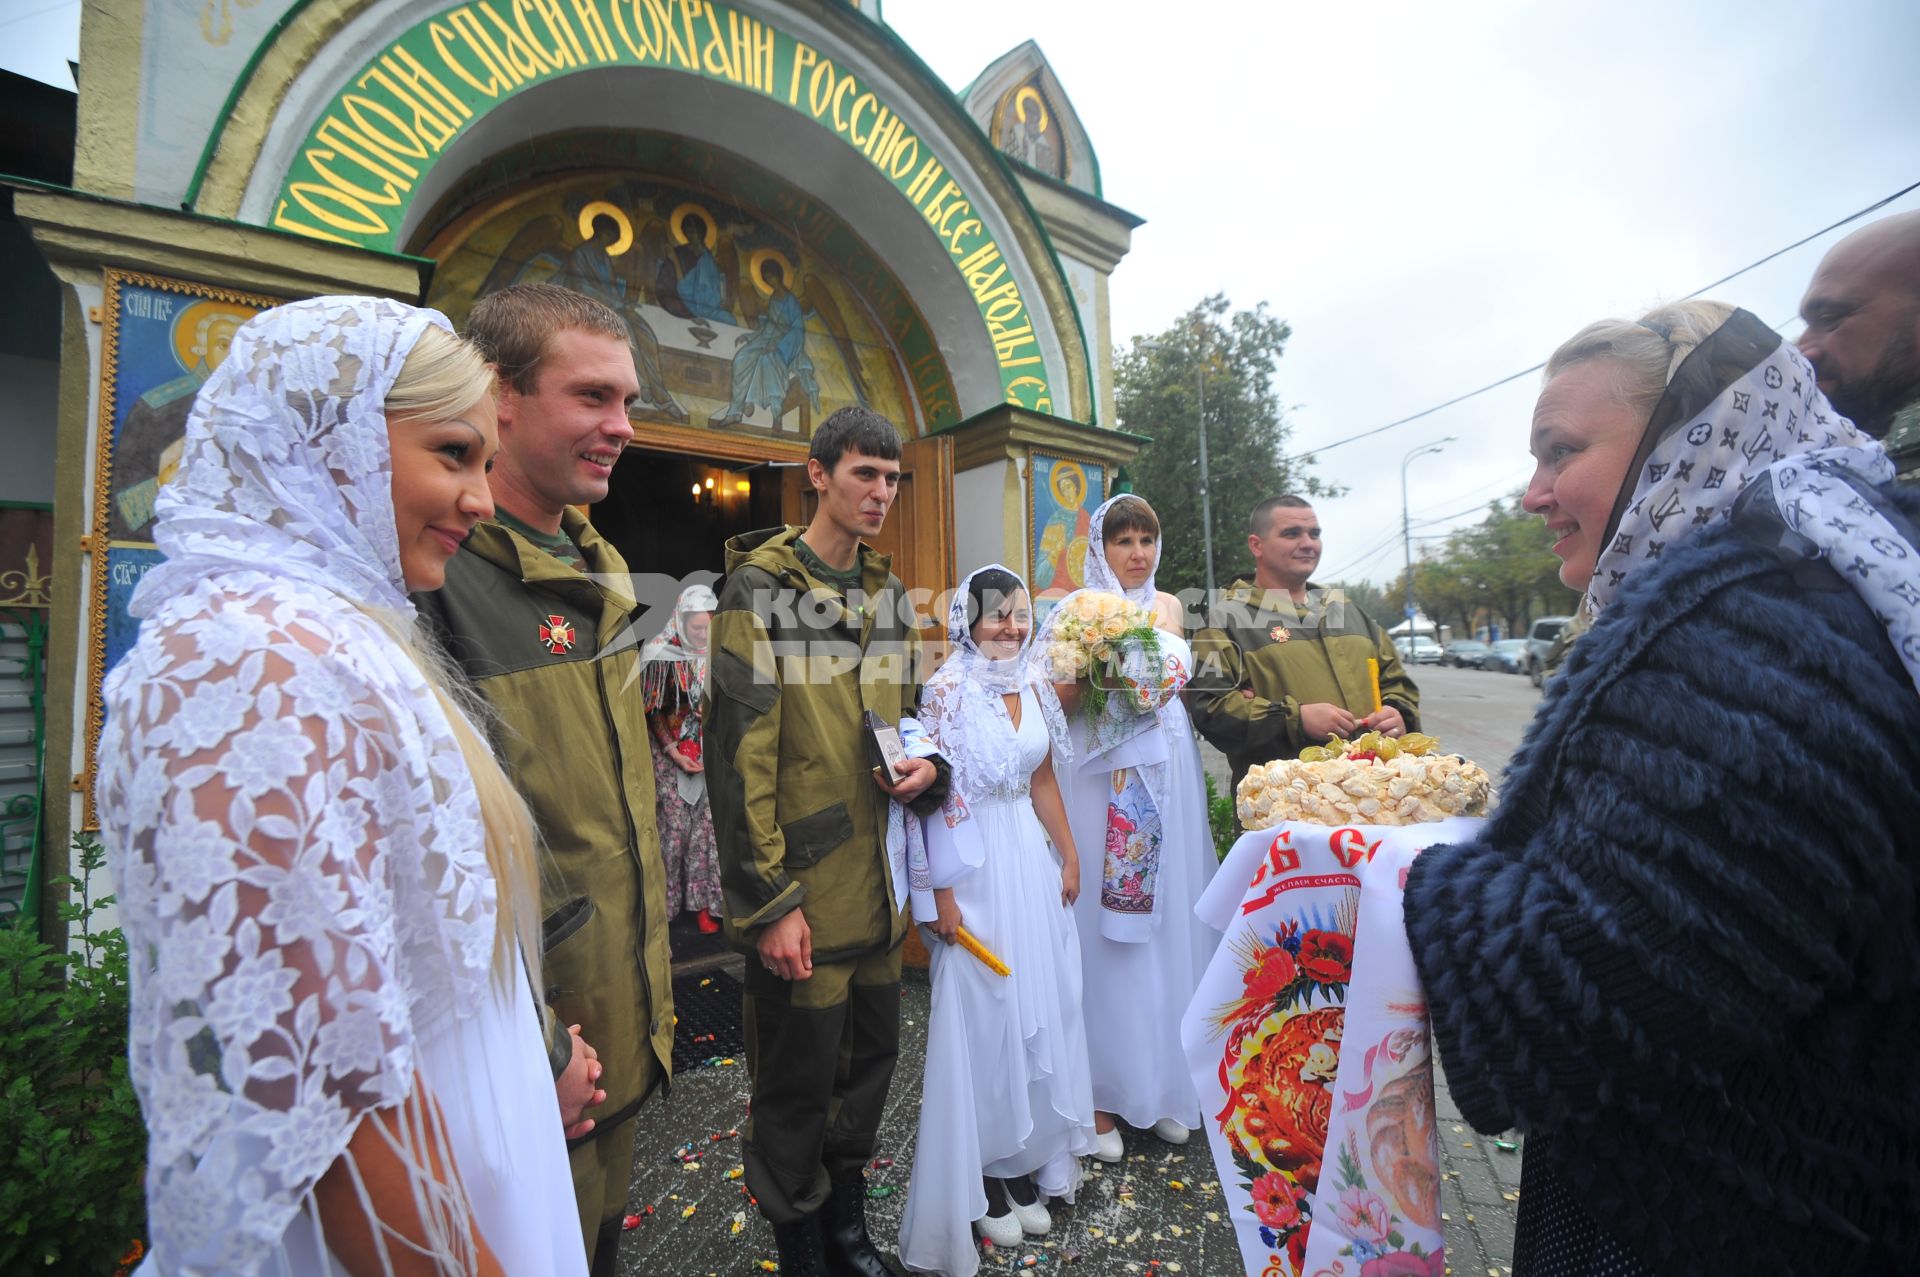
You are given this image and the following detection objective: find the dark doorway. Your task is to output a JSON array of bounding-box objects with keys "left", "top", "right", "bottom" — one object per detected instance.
[{"left": 593, "top": 447, "right": 786, "bottom": 580}]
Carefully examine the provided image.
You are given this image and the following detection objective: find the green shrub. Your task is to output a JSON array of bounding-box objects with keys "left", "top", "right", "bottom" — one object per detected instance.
[
  {"left": 0, "top": 835, "right": 146, "bottom": 1271},
  {"left": 1204, "top": 771, "right": 1238, "bottom": 862}
]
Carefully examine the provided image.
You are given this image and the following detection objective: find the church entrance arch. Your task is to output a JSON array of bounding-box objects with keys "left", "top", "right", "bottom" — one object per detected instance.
[{"left": 420, "top": 150, "right": 955, "bottom": 590}]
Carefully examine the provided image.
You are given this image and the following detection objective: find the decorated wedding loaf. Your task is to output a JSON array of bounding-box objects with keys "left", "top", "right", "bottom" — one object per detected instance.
[{"left": 1235, "top": 731, "right": 1494, "bottom": 828}]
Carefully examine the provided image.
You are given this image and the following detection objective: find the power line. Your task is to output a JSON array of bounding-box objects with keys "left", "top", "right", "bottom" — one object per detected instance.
[
  {"left": 0, "top": 0, "right": 76, "bottom": 34},
  {"left": 1409, "top": 464, "right": 1533, "bottom": 519},
  {"left": 1412, "top": 497, "right": 1506, "bottom": 529},
  {"left": 1321, "top": 532, "right": 1405, "bottom": 581},
  {"left": 1321, "top": 470, "right": 1529, "bottom": 579},
  {"left": 1322, "top": 495, "right": 1518, "bottom": 581},
  {"left": 1286, "top": 178, "right": 1920, "bottom": 461}
]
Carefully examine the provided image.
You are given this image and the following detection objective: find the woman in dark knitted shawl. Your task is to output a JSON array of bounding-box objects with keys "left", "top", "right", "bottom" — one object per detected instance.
[{"left": 1404, "top": 301, "right": 1920, "bottom": 1274}]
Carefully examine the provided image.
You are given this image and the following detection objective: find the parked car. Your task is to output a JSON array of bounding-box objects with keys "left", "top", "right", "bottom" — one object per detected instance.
[
  {"left": 1482, "top": 638, "right": 1529, "bottom": 673},
  {"left": 1396, "top": 636, "right": 1444, "bottom": 664},
  {"left": 1524, "top": 614, "right": 1574, "bottom": 686},
  {"left": 1442, "top": 639, "right": 1491, "bottom": 667}
]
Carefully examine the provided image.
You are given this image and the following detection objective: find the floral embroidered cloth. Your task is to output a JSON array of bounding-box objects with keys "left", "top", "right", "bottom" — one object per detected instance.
[
  {"left": 1300, "top": 839, "right": 1446, "bottom": 1276},
  {"left": 1183, "top": 817, "right": 1480, "bottom": 1277}
]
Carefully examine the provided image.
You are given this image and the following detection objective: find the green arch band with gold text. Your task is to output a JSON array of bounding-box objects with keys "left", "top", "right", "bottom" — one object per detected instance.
[{"left": 266, "top": 0, "right": 1056, "bottom": 412}]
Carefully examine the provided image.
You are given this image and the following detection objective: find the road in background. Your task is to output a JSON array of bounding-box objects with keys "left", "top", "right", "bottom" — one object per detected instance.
[{"left": 1411, "top": 662, "right": 1541, "bottom": 779}]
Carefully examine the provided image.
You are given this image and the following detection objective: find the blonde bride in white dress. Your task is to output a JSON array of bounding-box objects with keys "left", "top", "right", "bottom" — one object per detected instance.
[{"left": 95, "top": 297, "right": 586, "bottom": 1276}]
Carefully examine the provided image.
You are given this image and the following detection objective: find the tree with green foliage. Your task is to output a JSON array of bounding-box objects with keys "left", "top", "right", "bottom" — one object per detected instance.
[
  {"left": 1387, "top": 491, "right": 1579, "bottom": 636},
  {"left": 1321, "top": 577, "right": 1395, "bottom": 625},
  {"left": 1115, "top": 294, "right": 1337, "bottom": 596},
  {"left": 1454, "top": 497, "right": 1568, "bottom": 635}
]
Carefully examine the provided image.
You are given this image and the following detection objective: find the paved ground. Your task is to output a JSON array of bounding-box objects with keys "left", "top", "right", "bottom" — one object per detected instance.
[
  {"left": 616, "top": 973, "right": 1252, "bottom": 1277},
  {"left": 617, "top": 663, "right": 1540, "bottom": 1276}
]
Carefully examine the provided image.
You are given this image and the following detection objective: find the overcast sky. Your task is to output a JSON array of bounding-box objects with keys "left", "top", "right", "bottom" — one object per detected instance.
[
  {"left": 8, "top": 0, "right": 1917, "bottom": 591},
  {"left": 887, "top": 0, "right": 1920, "bottom": 588}
]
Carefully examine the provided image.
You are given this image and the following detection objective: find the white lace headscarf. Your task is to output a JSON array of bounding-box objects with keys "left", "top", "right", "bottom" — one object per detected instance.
[
  {"left": 1026, "top": 493, "right": 1175, "bottom": 769},
  {"left": 922, "top": 564, "right": 1046, "bottom": 818},
  {"left": 132, "top": 295, "right": 444, "bottom": 619},
  {"left": 1583, "top": 309, "right": 1919, "bottom": 692},
  {"left": 1083, "top": 493, "right": 1161, "bottom": 606},
  {"left": 96, "top": 296, "right": 506, "bottom": 1274}
]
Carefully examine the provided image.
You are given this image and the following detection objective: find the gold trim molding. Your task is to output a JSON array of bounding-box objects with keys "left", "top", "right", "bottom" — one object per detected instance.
[
  {"left": 935, "top": 403, "right": 1144, "bottom": 473},
  {"left": 11, "top": 183, "right": 429, "bottom": 302}
]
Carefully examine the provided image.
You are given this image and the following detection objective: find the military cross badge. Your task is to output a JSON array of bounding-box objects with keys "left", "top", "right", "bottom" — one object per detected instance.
[
  {"left": 539, "top": 614, "right": 577, "bottom": 655},
  {"left": 1269, "top": 625, "right": 1291, "bottom": 643}
]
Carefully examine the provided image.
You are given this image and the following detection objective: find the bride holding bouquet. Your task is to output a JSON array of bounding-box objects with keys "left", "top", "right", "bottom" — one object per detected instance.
[{"left": 1032, "top": 494, "right": 1220, "bottom": 1159}]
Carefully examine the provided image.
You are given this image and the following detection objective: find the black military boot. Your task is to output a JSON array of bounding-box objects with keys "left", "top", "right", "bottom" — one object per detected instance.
[
  {"left": 821, "top": 1176, "right": 899, "bottom": 1277},
  {"left": 772, "top": 1213, "right": 829, "bottom": 1276}
]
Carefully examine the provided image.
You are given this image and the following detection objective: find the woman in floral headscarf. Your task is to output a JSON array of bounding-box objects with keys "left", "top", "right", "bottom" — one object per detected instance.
[
  {"left": 897, "top": 565, "right": 1095, "bottom": 1272},
  {"left": 95, "top": 297, "right": 586, "bottom": 1274},
  {"left": 641, "top": 582, "right": 724, "bottom": 933},
  {"left": 1404, "top": 302, "right": 1920, "bottom": 1272}
]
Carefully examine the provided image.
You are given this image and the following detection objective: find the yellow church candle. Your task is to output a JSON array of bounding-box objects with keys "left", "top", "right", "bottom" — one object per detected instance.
[
  {"left": 955, "top": 925, "right": 1011, "bottom": 977},
  {"left": 1367, "top": 658, "right": 1382, "bottom": 713}
]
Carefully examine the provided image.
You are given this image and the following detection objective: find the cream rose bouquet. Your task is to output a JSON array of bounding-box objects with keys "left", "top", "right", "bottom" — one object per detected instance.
[{"left": 1042, "top": 590, "right": 1166, "bottom": 718}]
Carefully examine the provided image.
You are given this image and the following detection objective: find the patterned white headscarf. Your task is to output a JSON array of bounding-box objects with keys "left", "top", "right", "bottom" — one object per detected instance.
[
  {"left": 1584, "top": 309, "right": 1919, "bottom": 692},
  {"left": 1083, "top": 493, "right": 1161, "bottom": 606},
  {"left": 96, "top": 296, "right": 509, "bottom": 1274},
  {"left": 640, "top": 582, "right": 721, "bottom": 708},
  {"left": 922, "top": 564, "right": 1044, "bottom": 822}
]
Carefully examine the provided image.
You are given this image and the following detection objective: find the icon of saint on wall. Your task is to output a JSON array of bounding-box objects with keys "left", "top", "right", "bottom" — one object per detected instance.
[{"left": 1034, "top": 459, "right": 1094, "bottom": 597}]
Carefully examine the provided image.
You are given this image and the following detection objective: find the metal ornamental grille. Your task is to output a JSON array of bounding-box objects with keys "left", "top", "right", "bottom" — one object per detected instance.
[{"left": 0, "top": 501, "right": 51, "bottom": 925}]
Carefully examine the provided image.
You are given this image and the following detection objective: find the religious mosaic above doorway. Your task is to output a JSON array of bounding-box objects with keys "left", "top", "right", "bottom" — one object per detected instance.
[
  {"left": 249, "top": 0, "right": 1065, "bottom": 416},
  {"left": 429, "top": 173, "right": 919, "bottom": 443}
]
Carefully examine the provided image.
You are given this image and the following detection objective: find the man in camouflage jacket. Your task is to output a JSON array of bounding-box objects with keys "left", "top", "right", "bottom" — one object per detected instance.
[{"left": 706, "top": 408, "right": 948, "bottom": 1276}]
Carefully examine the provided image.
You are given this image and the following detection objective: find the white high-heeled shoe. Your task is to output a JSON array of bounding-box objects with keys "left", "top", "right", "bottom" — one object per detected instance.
[
  {"left": 1092, "top": 1126, "right": 1125, "bottom": 1163},
  {"left": 1152, "top": 1118, "right": 1192, "bottom": 1145}
]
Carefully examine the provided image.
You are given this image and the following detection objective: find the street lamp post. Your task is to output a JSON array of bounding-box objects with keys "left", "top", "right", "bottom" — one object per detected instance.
[
  {"left": 1401, "top": 439, "right": 1453, "bottom": 642},
  {"left": 1143, "top": 337, "right": 1216, "bottom": 598}
]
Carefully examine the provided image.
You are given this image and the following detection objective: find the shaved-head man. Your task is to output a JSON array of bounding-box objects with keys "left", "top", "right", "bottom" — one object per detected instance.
[
  {"left": 1798, "top": 210, "right": 1920, "bottom": 442},
  {"left": 1187, "top": 495, "right": 1420, "bottom": 815}
]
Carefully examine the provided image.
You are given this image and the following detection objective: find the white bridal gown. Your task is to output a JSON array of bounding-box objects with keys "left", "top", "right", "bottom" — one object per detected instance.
[
  {"left": 899, "top": 689, "right": 1096, "bottom": 1277},
  {"left": 1061, "top": 631, "right": 1220, "bottom": 1129}
]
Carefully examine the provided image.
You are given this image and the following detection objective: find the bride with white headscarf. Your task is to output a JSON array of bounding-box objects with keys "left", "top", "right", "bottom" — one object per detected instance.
[
  {"left": 1033, "top": 494, "right": 1220, "bottom": 1160},
  {"left": 94, "top": 296, "right": 585, "bottom": 1275},
  {"left": 897, "top": 565, "right": 1095, "bottom": 1274}
]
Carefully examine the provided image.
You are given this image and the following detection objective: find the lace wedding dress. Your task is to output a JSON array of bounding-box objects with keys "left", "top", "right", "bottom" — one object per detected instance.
[{"left": 899, "top": 569, "right": 1095, "bottom": 1276}]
